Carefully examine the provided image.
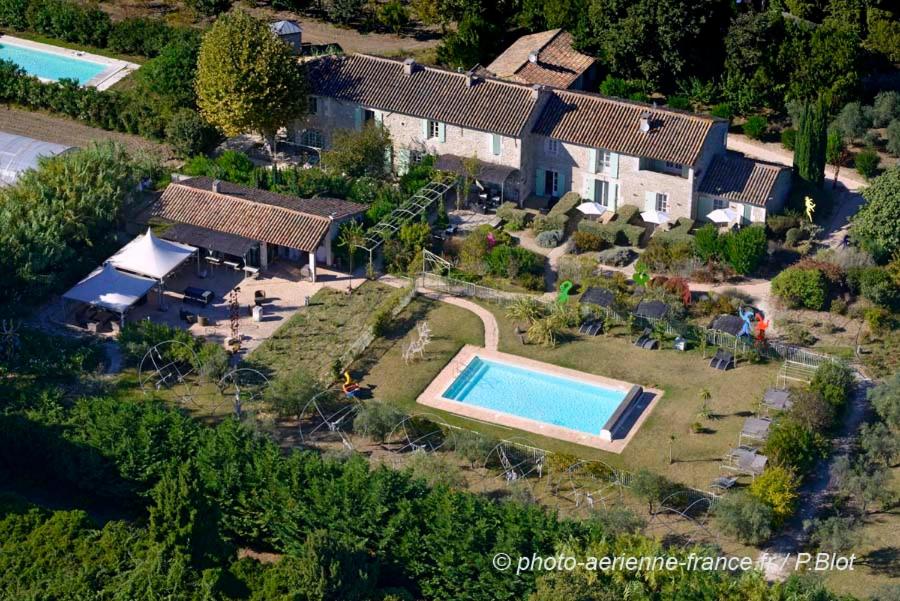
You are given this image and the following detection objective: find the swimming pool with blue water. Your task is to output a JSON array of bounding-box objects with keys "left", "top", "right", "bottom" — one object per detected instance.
[
  {"left": 442, "top": 357, "right": 628, "bottom": 436},
  {"left": 0, "top": 41, "right": 106, "bottom": 84}
]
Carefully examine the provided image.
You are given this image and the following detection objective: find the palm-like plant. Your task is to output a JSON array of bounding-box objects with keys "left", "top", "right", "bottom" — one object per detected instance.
[
  {"left": 698, "top": 388, "right": 713, "bottom": 420},
  {"left": 527, "top": 317, "right": 559, "bottom": 348},
  {"left": 506, "top": 297, "right": 545, "bottom": 326}
]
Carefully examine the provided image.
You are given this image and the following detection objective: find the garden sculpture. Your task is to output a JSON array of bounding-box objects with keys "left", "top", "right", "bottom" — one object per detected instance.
[
  {"left": 738, "top": 307, "right": 755, "bottom": 337},
  {"left": 633, "top": 263, "right": 650, "bottom": 287},
  {"left": 804, "top": 196, "right": 815, "bottom": 222},
  {"left": 557, "top": 280, "right": 573, "bottom": 305}
]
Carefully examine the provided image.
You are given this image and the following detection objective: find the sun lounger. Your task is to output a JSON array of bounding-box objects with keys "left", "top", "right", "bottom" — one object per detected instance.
[
  {"left": 762, "top": 388, "right": 793, "bottom": 412},
  {"left": 634, "top": 328, "right": 652, "bottom": 348},
  {"left": 741, "top": 417, "right": 772, "bottom": 442},
  {"left": 709, "top": 349, "right": 735, "bottom": 370},
  {"left": 710, "top": 476, "right": 737, "bottom": 491},
  {"left": 722, "top": 446, "right": 768, "bottom": 477},
  {"left": 579, "top": 319, "right": 603, "bottom": 336}
]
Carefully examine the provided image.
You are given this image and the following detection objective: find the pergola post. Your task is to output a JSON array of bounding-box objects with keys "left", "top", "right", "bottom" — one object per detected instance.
[{"left": 308, "top": 252, "right": 317, "bottom": 282}]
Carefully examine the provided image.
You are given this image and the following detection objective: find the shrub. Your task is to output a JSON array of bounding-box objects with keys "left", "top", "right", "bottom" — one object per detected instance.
[
  {"left": 573, "top": 230, "right": 606, "bottom": 253},
  {"left": 743, "top": 115, "right": 767, "bottom": 139},
  {"left": 25, "top": 0, "right": 112, "bottom": 47},
  {"left": 810, "top": 362, "right": 854, "bottom": 410},
  {"left": 785, "top": 227, "right": 802, "bottom": 247},
  {"left": 616, "top": 204, "right": 641, "bottom": 223},
  {"left": 548, "top": 191, "right": 582, "bottom": 217},
  {"left": 532, "top": 213, "right": 567, "bottom": 234},
  {"left": 767, "top": 214, "right": 800, "bottom": 240},
  {"left": 771, "top": 267, "right": 827, "bottom": 309},
  {"left": 714, "top": 492, "right": 773, "bottom": 544},
  {"left": 197, "top": 342, "right": 229, "bottom": 383},
  {"left": 722, "top": 225, "right": 767, "bottom": 275},
  {"left": 597, "top": 247, "right": 636, "bottom": 267},
  {"left": 749, "top": 466, "right": 800, "bottom": 525},
  {"left": 886, "top": 119, "right": 900, "bottom": 157},
  {"left": 352, "top": 402, "right": 407, "bottom": 442},
  {"left": 496, "top": 202, "right": 528, "bottom": 231},
  {"left": 789, "top": 389, "right": 836, "bottom": 431},
  {"left": 518, "top": 272, "right": 545, "bottom": 291},
  {"left": 710, "top": 103, "right": 733, "bottom": 121},
  {"left": 854, "top": 266, "right": 899, "bottom": 309},
  {"left": 558, "top": 255, "right": 599, "bottom": 284},
  {"left": 764, "top": 418, "right": 829, "bottom": 473},
  {"left": 108, "top": 17, "right": 180, "bottom": 57},
  {"left": 666, "top": 95, "right": 691, "bottom": 110},
  {"left": 872, "top": 91, "right": 900, "bottom": 128},
  {"left": 630, "top": 470, "right": 675, "bottom": 514},
  {"left": 536, "top": 230, "right": 562, "bottom": 248},
  {"left": 781, "top": 128, "right": 797, "bottom": 150},
  {"left": 693, "top": 224, "right": 721, "bottom": 262},
  {"left": 855, "top": 148, "right": 881, "bottom": 179},
  {"left": 166, "top": 109, "right": 216, "bottom": 158},
  {"left": 865, "top": 307, "right": 893, "bottom": 334}
]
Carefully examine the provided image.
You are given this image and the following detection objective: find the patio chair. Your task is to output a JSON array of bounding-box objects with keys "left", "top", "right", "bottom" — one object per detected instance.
[
  {"left": 710, "top": 476, "right": 737, "bottom": 491},
  {"left": 634, "top": 328, "right": 652, "bottom": 348},
  {"left": 254, "top": 290, "right": 266, "bottom": 306},
  {"left": 709, "top": 349, "right": 735, "bottom": 370},
  {"left": 579, "top": 319, "right": 603, "bottom": 336}
]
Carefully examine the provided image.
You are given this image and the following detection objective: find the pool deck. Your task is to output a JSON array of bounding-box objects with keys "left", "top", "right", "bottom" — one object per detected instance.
[
  {"left": 416, "top": 345, "right": 663, "bottom": 453},
  {"left": 0, "top": 36, "right": 138, "bottom": 91}
]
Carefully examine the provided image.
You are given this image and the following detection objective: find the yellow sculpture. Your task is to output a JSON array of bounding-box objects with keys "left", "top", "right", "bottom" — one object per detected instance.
[{"left": 804, "top": 196, "right": 816, "bottom": 222}]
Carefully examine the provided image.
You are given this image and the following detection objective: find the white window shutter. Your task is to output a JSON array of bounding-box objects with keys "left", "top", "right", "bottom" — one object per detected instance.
[
  {"left": 644, "top": 191, "right": 656, "bottom": 211},
  {"left": 609, "top": 152, "right": 619, "bottom": 178},
  {"left": 353, "top": 107, "right": 363, "bottom": 131},
  {"left": 438, "top": 122, "right": 446, "bottom": 143},
  {"left": 374, "top": 110, "right": 383, "bottom": 127},
  {"left": 583, "top": 176, "right": 595, "bottom": 201},
  {"left": 491, "top": 134, "right": 501, "bottom": 156},
  {"left": 587, "top": 148, "right": 597, "bottom": 174},
  {"left": 609, "top": 183, "right": 618, "bottom": 210},
  {"left": 421, "top": 119, "right": 429, "bottom": 139}
]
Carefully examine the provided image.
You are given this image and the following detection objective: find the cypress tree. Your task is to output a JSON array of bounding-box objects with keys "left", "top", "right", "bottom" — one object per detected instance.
[{"left": 793, "top": 95, "right": 828, "bottom": 187}]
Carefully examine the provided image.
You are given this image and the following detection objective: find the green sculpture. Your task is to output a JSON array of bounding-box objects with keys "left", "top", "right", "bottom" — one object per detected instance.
[
  {"left": 557, "top": 280, "right": 573, "bottom": 305},
  {"left": 633, "top": 262, "right": 650, "bottom": 287}
]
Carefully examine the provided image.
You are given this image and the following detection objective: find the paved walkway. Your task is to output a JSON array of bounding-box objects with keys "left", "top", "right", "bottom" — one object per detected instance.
[{"left": 379, "top": 274, "right": 500, "bottom": 351}]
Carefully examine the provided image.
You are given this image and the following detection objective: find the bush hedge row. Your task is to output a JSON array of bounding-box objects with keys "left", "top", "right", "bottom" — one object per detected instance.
[
  {"left": 0, "top": 0, "right": 194, "bottom": 57},
  {"left": 578, "top": 220, "right": 644, "bottom": 246}
]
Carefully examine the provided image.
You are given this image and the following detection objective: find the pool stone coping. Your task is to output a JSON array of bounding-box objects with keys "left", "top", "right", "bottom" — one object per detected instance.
[
  {"left": 0, "top": 35, "right": 139, "bottom": 91},
  {"left": 416, "top": 344, "right": 663, "bottom": 453}
]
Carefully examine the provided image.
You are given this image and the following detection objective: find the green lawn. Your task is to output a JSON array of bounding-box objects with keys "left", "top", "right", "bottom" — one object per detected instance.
[
  {"left": 249, "top": 282, "right": 393, "bottom": 383},
  {"left": 824, "top": 465, "right": 900, "bottom": 599},
  {"left": 355, "top": 297, "right": 484, "bottom": 412},
  {"left": 354, "top": 292, "right": 781, "bottom": 490}
]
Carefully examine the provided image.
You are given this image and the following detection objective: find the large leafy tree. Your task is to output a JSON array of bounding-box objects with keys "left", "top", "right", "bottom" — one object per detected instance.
[
  {"left": 580, "top": 0, "right": 733, "bottom": 91},
  {"left": 850, "top": 167, "right": 900, "bottom": 262},
  {"left": 195, "top": 10, "right": 307, "bottom": 152},
  {"left": 321, "top": 125, "right": 392, "bottom": 179}
]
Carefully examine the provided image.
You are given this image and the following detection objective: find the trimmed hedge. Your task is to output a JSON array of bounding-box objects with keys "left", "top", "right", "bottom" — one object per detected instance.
[
  {"left": 548, "top": 191, "right": 582, "bottom": 217},
  {"left": 771, "top": 267, "right": 827, "bottom": 310},
  {"left": 496, "top": 202, "right": 528, "bottom": 230},
  {"left": 577, "top": 220, "right": 644, "bottom": 246},
  {"left": 655, "top": 217, "right": 695, "bottom": 244},
  {"left": 0, "top": 0, "right": 192, "bottom": 58},
  {"left": 616, "top": 204, "right": 641, "bottom": 223},
  {"left": 533, "top": 213, "right": 567, "bottom": 234},
  {"left": 536, "top": 229, "right": 562, "bottom": 248}
]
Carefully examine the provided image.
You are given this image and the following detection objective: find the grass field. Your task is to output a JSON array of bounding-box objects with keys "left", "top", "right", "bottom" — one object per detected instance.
[
  {"left": 249, "top": 281, "right": 393, "bottom": 383},
  {"left": 824, "top": 465, "right": 900, "bottom": 599}
]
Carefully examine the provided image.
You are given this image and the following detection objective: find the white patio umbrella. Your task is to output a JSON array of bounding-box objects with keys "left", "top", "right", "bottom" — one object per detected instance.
[
  {"left": 576, "top": 202, "right": 608, "bottom": 216},
  {"left": 707, "top": 207, "right": 739, "bottom": 223},
  {"left": 640, "top": 210, "right": 671, "bottom": 224}
]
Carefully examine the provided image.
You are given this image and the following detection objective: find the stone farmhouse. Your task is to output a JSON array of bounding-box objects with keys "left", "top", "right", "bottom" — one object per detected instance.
[{"left": 295, "top": 42, "right": 790, "bottom": 225}]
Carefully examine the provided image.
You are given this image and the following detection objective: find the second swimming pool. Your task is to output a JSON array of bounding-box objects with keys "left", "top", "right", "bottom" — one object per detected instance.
[{"left": 442, "top": 357, "right": 629, "bottom": 437}]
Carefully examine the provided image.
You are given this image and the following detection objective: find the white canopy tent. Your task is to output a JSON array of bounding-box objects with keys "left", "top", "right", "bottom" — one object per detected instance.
[
  {"left": 576, "top": 202, "right": 608, "bottom": 216},
  {"left": 707, "top": 208, "right": 739, "bottom": 224},
  {"left": 106, "top": 228, "right": 196, "bottom": 280},
  {"left": 62, "top": 263, "right": 157, "bottom": 324},
  {"left": 641, "top": 210, "right": 671, "bottom": 225}
]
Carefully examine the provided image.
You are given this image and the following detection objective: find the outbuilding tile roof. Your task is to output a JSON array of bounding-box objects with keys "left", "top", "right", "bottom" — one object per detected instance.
[
  {"left": 153, "top": 180, "right": 356, "bottom": 252},
  {"left": 533, "top": 90, "right": 719, "bottom": 166},
  {"left": 699, "top": 153, "right": 787, "bottom": 207},
  {"left": 306, "top": 54, "right": 540, "bottom": 137},
  {"left": 486, "top": 29, "right": 594, "bottom": 89}
]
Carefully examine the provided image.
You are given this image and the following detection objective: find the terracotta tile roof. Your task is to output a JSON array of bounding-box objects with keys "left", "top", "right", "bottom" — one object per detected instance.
[
  {"left": 179, "top": 176, "right": 365, "bottom": 220},
  {"left": 699, "top": 154, "right": 788, "bottom": 207},
  {"left": 533, "top": 90, "right": 720, "bottom": 166},
  {"left": 486, "top": 30, "right": 594, "bottom": 89},
  {"left": 153, "top": 181, "right": 343, "bottom": 252},
  {"left": 306, "top": 54, "right": 540, "bottom": 137}
]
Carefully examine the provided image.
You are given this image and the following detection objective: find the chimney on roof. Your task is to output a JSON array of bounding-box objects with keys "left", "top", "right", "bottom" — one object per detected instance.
[
  {"left": 528, "top": 50, "right": 539, "bottom": 64},
  {"left": 639, "top": 111, "right": 652, "bottom": 134},
  {"left": 530, "top": 84, "right": 545, "bottom": 100},
  {"left": 402, "top": 58, "right": 420, "bottom": 76},
  {"left": 212, "top": 179, "right": 221, "bottom": 193},
  {"left": 465, "top": 69, "right": 478, "bottom": 87}
]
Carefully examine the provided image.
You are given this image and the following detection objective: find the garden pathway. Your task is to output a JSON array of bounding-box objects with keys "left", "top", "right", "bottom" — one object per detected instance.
[
  {"left": 379, "top": 275, "right": 499, "bottom": 351},
  {"left": 756, "top": 371, "right": 873, "bottom": 581}
]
